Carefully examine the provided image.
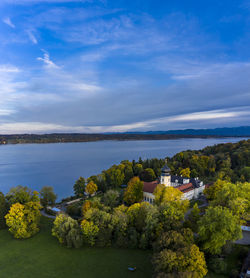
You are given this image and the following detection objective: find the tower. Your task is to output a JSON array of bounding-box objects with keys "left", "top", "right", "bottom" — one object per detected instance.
[{"left": 160, "top": 160, "right": 171, "bottom": 186}]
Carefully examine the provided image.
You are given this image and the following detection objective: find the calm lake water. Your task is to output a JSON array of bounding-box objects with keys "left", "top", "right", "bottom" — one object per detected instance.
[{"left": 0, "top": 138, "right": 247, "bottom": 200}]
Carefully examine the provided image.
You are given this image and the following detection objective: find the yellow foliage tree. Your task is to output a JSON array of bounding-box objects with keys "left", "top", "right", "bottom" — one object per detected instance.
[
  {"left": 5, "top": 201, "right": 41, "bottom": 239},
  {"left": 81, "top": 219, "right": 99, "bottom": 246},
  {"left": 180, "top": 168, "right": 191, "bottom": 178},
  {"left": 85, "top": 181, "right": 98, "bottom": 196},
  {"left": 82, "top": 200, "right": 92, "bottom": 216}
]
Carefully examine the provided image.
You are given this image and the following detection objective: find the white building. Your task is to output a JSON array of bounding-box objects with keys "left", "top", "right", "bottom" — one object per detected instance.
[{"left": 143, "top": 162, "right": 205, "bottom": 202}]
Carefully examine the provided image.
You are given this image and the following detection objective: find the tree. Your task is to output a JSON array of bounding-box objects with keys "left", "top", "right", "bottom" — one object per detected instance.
[
  {"left": 153, "top": 230, "right": 207, "bottom": 277},
  {"left": 40, "top": 186, "right": 57, "bottom": 208},
  {"left": 153, "top": 229, "right": 194, "bottom": 252},
  {"left": 154, "top": 185, "right": 189, "bottom": 213},
  {"left": 204, "top": 179, "right": 224, "bottom": 201},
  {"left": 198, "top": 206, "right": 242, "bottom": 254},
  {"left": 52, "top": 214, "right": 82, "bottom": 248},
  {"left": 104, "top": 166, "right": 125, "bottom": 188},
  {"left": 82, "top": 200, "right": 92, "bottom": 216},
  {"left": 134, "top": 163, "right": 143, "bottom": 176},
  {"left": 211, "top": 182, "right": 250, "bottom": 222},
  {"left": 180, "top": 168, "right": 191, "bottom": 178},
  {"left": 85, "top": 181, "right": 98, "bottom": 196},
  {"left": 102, "top": 190, "right": 120, "bottom": 208},
  {"left": 0, "top": 192, "right": 8, "bottom": 229},
  {"left": 140, "top": 168, "right": 156, "bottom": 182},
  {"left": 123, "top": 177, "right": 143, "bottom": 205},
  {"left": 84, "top": 207, "right": 114, "bottom": 246},
  {"left": 6, "top": 185, "right": 39, "bottom": 205},
  {"left": 73, "top": 176, "right": 85, "bottom": 197},
  {"left": 185, "top": 203, "right": 200, "bottom": 233},
  {"left": 80, "top": 219, "right": 99, "bottom": 246},
  {"left": 5, "top": 200, "right": 41, "bottom": 239}
]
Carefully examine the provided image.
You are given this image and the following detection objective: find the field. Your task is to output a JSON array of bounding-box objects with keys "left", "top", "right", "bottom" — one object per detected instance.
[{"left": 0, "top": 217, "right": 153, "bottom": 278}]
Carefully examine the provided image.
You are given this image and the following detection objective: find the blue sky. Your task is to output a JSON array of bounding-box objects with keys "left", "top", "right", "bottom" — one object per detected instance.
[{"left": 0, "top": 0, "right": 250, "bottom": 133}]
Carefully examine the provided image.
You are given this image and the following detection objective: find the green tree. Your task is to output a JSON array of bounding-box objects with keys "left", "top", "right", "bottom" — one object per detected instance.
[
  {"left": 140, "top": 168, "right": 156, "bottom": 182},
  {"left": 102, "top": 189, "right": 120, "bottom": 208},
  {"left": 73, "top": 176, "right": 85, "bottom": 197},
  {"left": 5, "top": 200, "right": 41, "bottom": 239},
  {"left": 80, "top": 219, "right": 99, "bottom": 246},
  {"left": 40, "top": 186, "right": 57, "bottom": 208},
  {"left": 85, "top": 181, "right": 98, "bottom": 196},
  {"left": 105, "top": 166, "right": 125, "bottom": 188},
  {"left": 153, "top": 230, "right": 207, "bottom": 277},
  {"left": 211, "top": 181, "right": 250, "bottom": 222},
  {"left": 123, "top": 177, "right": 143, "bottom": 205},
  {"left": 0, "top": 192, "right": 8, "bottom": 229},
  {"left": 134, "top": 163, "right": 143, "bottom": 176},
  {"left": 198, "top": 206, "right": 242, "bottom": 254},
  {"left": 52, "top": 214, "right": 82, "bottom": 248},
  {"left": 6, "top": 185, "right": 39, "bottom": 205},
  {"left": 204, "top": 179, "right": 224, "bottom": 201},
  {"left": 185, "top": 203, "right": 200, "bottom": 233}
]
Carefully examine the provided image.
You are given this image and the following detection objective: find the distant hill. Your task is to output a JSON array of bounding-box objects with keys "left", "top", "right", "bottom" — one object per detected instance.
[
  {"left": 0, "top": 126, "right": 249, "bottom": 145},
  {"left": 124, "top": 126, "right": 250, "bottom": 136}
]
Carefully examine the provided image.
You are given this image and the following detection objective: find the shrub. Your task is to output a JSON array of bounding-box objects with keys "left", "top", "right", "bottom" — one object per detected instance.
[{"left": 208, "top": 258, "right": 227, "bottom": 274}]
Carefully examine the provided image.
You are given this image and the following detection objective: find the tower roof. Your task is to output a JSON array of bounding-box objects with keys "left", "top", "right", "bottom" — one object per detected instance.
[{"left": 161, "top": 162, "right": 171, "bottom": 173}]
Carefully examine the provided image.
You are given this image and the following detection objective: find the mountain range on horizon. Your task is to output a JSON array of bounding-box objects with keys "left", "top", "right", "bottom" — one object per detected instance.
[{"left": 122, "top": 126, "right": 250, "bottom": 136}]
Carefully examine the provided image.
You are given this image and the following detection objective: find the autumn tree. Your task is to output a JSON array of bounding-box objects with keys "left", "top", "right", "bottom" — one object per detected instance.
[
  {"left": 180, "top": 168, "right": 191, "bottom": 178},
  {"left": 204, "top": 179, "right": 224, "bottom": 201},
  {"left": 82, "top": 200, "right": 92, "bottom": 216},
  {"left": 85, "top": 181, "right": 98, "bottom": 196},
  {"left": 52, "top": 214, "right": 82, "bottom": 248},
  {"left": 80, "top": 219, "right": 99, "bottom": 246},
  {"left": 211, "top": 181, "right": 250, "bottom": 222},
  {"left": 153, "top": 229, "right": 207, "bottom": 277},
  {"left": 198, "top": 206, "right": 242, "bottom": 254},
  {"left": 154, "top": 185, "right": 189, "bottom": 213},
  {"left": 5, "top": 200, "right": 41, "bottom": 239},
  {"left": 40, "top": 186, "right": 57, "bottom": 208},
  {"left": 123, "top": 177, "right": 143, "bottom": 205},
  {"left": 73, "top": 176, "right": 85, "bottom": 197},
  {"left": 0, "top": 192, "right": 8, "bottom": 229}
]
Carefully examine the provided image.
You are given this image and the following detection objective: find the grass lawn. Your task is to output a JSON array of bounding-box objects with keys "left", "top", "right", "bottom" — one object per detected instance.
[{"left": 0, "top": 217, "right": 153, "bottom": 278}]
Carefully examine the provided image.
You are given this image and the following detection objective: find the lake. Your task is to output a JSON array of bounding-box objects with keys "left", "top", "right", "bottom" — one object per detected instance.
[{"left": 0, "top": 137, "right": 247, "bottom": 200}]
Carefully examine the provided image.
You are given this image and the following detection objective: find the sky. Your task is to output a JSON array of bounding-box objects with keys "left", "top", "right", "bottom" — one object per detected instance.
[{"left": 0, "top": 0, "right": 250, "bottom": 134}]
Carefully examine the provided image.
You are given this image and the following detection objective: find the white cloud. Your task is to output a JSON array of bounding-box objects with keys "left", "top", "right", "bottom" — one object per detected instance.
[
  {"left": 37, "top": 51, "right": 59, "bottom": 69},
  {"left": 1, "top": 107, "right": 249, "bottom": 134},
  {"left": 3, "top": 17, "right": 15, "bottom": 28},
  {"left": 27, "top": 30, "right": 38, "bottom": 44},
  {"left": 0, "top": 65, "right": 20, "bottom": 73}
]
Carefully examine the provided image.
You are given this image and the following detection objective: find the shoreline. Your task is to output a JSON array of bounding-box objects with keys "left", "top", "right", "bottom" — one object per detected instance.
[{"left": 0, "top": 134, "right": 249, "bottom": 146}]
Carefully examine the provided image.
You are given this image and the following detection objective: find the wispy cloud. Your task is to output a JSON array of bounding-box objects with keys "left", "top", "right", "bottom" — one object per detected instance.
[
  {"left": 2, "top": 17, "right": 15, "bottom": 28},
  {"left": 26, "top": 30, "right": 38, "bottom": 44},
  {"left": 37, "top": 51, "right": 59, "bottom": 69}
]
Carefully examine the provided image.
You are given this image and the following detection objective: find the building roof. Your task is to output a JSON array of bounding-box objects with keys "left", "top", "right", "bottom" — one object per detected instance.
[
  {"left": 161, "top": 163, "right": 171, "bottom": 174},
  {"left": 143, "top": 181, "right": 159, "bottom": 193},
  {"left": 176, "top": 183, "right": 194, "bottom": 193}
]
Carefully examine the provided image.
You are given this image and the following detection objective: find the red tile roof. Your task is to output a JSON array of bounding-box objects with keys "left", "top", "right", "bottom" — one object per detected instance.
[
  {"left": 176, "top": 183, "right": 194, "bottom": 193},
  {"left": 143, "top": 181, "right": 159, "bottom": 193}
]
